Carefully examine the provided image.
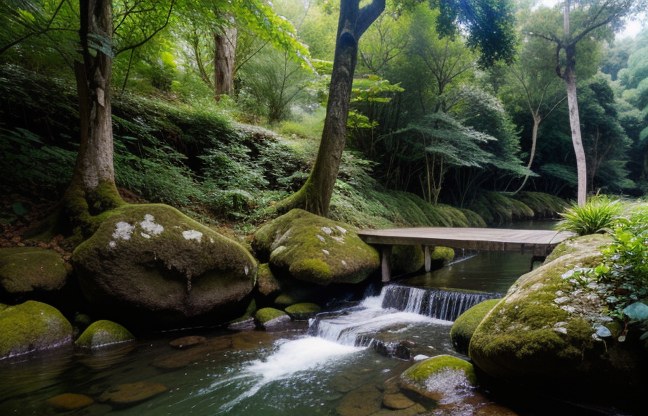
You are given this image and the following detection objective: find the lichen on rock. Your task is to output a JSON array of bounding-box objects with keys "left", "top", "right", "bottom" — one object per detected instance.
[
  {"left": 72, "top": 204, "right": 257, "bottom": 327},
  {"left": 0, "top": 300, "right": 72, "bottom": 359},
  {"left": 76, "top": 320, "right": 134, "bottom": 348},
  {"left": 252, "top": 209, "right": 379, "bottom": 285}
]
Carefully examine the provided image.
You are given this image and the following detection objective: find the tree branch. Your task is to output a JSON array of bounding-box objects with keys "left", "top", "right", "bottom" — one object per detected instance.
[
  {"left": 115, "top": 0, "right": 175, "bottom": 56},
  {"left": 356, "top": 0, "right": 386, "bottom": 39}
]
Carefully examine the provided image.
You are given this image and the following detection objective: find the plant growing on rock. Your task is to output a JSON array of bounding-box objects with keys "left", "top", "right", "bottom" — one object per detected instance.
[{"left": 557, "top": 196, "right": 622, "bottom": 235}]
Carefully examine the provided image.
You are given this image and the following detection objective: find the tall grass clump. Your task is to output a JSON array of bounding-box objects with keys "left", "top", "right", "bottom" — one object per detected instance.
[{"left": 557, "top": 196, "right": 622, "bottom": 235}]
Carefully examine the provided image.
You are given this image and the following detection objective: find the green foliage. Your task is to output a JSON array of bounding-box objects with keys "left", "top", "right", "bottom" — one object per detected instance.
[{"left": 557, "top": 196, "right": 622, "bottom": 235}]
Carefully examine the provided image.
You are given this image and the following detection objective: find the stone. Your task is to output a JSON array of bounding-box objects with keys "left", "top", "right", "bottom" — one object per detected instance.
[
  {"left": 255, "top": 307, "right": 290, "bottom": 329},
  {"left": 169, "top": 335, "right": 206, "bottom": 349},
  {"left": 99, "top": 381, "right": 167, "bottom": 406},
  {"left": 284, "top": 302, "right": 321, "bottom": 320},
  {"left": 152, "top": 337, "right": 232, "bottom": 369},
  {"left": 76, "top": 320, "right": 134, "bottom": 348},
  {"left": 399, "top": 355, "right": 477, "bottom": 402},
  {"left": 228, "top": 317, "right": 255, "bottom": 331},
  {"left": 0, "top": 301, "right": 72, "bottom": 359},
  {"left": 450, "top": 299, "right": 501, "bottom": 354},
  {"left": 46, "top": 393, "right": 94, "bottom": 411},
  {"left": 336, "top": 384, "right": 383, "bottom": 416},
  {"left": 390, "top": 245, "right": 424, "bottom": 275},
  {"left": 257, "top": 263, "right": 281, "bottom": 298},
  {"left": 383, "top": 392, "right": 416, "bottom": 410},
  {"left": 252, "top": 209, "right": 379, "bottom": 285},
  {"left": 0, "top": 247, "right": 70, "bottom": 301},
  {"left": 71, "top": 204, "right": 257, "bottom": 327},
  {"left": 469, "top": 234, "right": 648, "bottom": 392}
]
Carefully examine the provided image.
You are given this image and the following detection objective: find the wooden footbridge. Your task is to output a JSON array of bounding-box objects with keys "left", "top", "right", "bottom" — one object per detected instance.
[{"left": 357, "top": 227, "right": 575, "bottom": 282}]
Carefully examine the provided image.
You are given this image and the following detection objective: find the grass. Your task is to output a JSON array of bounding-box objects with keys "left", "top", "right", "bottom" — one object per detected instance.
[{"left": 557, "top": 196, "right": 623, "bottom": 235}]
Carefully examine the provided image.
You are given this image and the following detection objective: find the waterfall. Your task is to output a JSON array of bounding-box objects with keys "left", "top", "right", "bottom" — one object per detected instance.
[
  {"left": 381, "top": 285, "right": 501, "bottom": 322},
  {"left": 308, "top": 284, "right": 501, "bottom": 347}
]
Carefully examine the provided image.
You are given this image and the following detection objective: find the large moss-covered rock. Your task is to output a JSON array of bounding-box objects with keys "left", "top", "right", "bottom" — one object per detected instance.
[
  {"left": 469, "top": 234, "right": 647, "bottom": 391},
  {"left": 450, "top": 299, "right": 501, "bottom": 354},
  {"left": 76, "top": 320, "right": 134, "bottom": 348},
  {"left": 0, "top": 301, "right": 72, "bottom": 359},
  {"left": 0, "top": 247, "right": 70, "bottom": 302},
  {"left": 390, "top": 245, "right": 424, "bottom": 275},
  {"left": 400, "top": 355, "right": 477, "bottom": 401},
  {"left": 72, "top": 204, "right": 257, "bottom": 326},
  {"left": 252, "top": 209, "right": 379, "bottom": 285}
]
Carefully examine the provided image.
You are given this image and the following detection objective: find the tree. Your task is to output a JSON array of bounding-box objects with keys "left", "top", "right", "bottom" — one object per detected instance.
[
  {"left": 281, "top": 0, "right": 517, "bottom": 217},
  {"left": 529, "top": 0, "right": 647, "bottom": 205}
]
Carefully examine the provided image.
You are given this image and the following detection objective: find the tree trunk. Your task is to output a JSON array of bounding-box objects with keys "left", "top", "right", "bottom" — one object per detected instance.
[
  {"left": 514, "top": 114, "right": 540, "bottom": 194},
  {"left": 564, "top": 49, "right": 587, "bottom": 207},
  {"left": 278, "top": 0, "right": 385, "bottom": 216},
  {"left": 214, "top": 23, "right": 237, "bottom": 98}
]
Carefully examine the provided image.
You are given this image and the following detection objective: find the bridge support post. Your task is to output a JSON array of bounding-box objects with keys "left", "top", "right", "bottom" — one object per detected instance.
[
  {"left": 381, "top": 245, "right": 392, "bottom": 283},
  {"left": 424, "top": 245, "right": 434, "bottom": 273}
]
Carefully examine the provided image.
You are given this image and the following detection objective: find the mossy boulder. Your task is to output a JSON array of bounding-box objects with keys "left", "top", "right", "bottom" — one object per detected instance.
[
  {"left": 450, "top": 299, "right": 501, "bottom": 354},
  {"left": 399, "top": 355, "right": 477, "bottom": 401},
  {"left": 255, "top": 307, "right": 290, "bottom": 329},
  {"left": 0, "top": 247, "right": 70, "bottom": 302},
  {"left": 469, "top": 234, "right": 648, "bottom": 392},
  {"left": 0, "top": 300, "right": 72, "bottom": 359},
  {"left": 76, "top": 320, "right": 134, "bottom": 348},
  {"left": 252, "top": 209, "right": 379, "bottom": 285},
  {"left": 72, "top": 204, "right": 257, "bottom": 326},
  {"left": 285, "top": 302, "right": 321, "bottom": 319},
  {"left": 390, "top": 245, "right": 424, "bottom": 275},
  {"left": 431, "top": 246, "right": 454, "bottom": 265}
]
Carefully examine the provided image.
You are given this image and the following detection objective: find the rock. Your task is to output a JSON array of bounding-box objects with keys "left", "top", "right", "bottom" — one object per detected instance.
[
  {"left": 0, "top": 301, "right": 72, "bottom": 359},
  {"left": 0, "top": 247, "right": 70, "bottom": 302},
  {"left": 469, "top": 234, "right": 648, "bottom": 392},
  {"left": 72, "top": 204, "right": 257, "bottom": 327},
  {"left": 46, "top": 393, "right": 94, "bottom": 411},
  {"left": 257, "top": 263, "right": 281, "bottom": 298},
  {"left": 255, "top": 307, "right": 290, "bottom": 329},
  {"left": 399, "top": 355, "right": 477, "bottom": 402},
  {"left": 76, "top": 320, "right": 134, "bottom": 348},
  {"left": 475, "top": 404, "right": 519, "bottom": 416},
  {"left": 252, "top": 209, "right": 379, "bottom": 285},
  {"left": 285, "top": 302, "right": 321, "bottom": 320},
  {"left": 450, "top": 299, "right": 501, "bottom": 354},
  {"left": 390, "top": 245, "right": 424, "bottom": 275},
  {"left": 336, "top": 384, "right": 383, "bottom": 416},
  {"left": 228, "top": 317, "right": 256, "bottom": 331},
  {"left": 152, "top": 337, "right": 231, "bottom": 369},
  {"left": 169, "top": 335, "right": 206, "bottom": 349},
  {"left": 383, "top": 392, "right": 416, "bottom": 410},
  {"left": 431, "top": 247, "right": 454, "bottom": 265},
  {"left": 99, "top": 381, "right": 167, "bottom": 406}
]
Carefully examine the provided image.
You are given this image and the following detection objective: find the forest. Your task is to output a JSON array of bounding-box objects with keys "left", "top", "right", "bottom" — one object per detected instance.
[{"left": 2, "top": 1, "right": 648, "bottom": 415}]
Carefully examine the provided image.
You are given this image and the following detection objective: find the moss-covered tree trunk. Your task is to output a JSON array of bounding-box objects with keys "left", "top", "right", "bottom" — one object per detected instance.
[
  {"left": 279, "top": 0, "right": 385, "bottom": 217},
  {"left": 59, "top": 0, "right": 123, "bottom": 240}
]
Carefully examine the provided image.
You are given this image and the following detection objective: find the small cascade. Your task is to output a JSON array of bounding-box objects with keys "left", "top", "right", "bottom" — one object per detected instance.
[{"left": 381, "top": 285, "right": 501, "bottom": 321}]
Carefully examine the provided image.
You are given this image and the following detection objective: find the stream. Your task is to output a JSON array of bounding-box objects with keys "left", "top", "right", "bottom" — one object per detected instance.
[{"left": 1, "top": 220, "right": 589, "bottom": 416}]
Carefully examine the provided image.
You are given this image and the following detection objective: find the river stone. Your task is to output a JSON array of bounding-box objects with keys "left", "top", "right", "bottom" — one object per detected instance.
[
  {"left": 0, "top": 247, "right": 70, "bottom": 302},
  {"left": 399, "top": 355, "right": 477, "bottom": 402},
  {"left": 46, "top": 393, "right": 94, "bottom": 411},
  {"left": 153, "top": 337, "right": 232, "bottom": 369},
  {"left": 0, "top": 300, "right": 72, "bottom": 359},
  {"left": 228, "top": 317, "right": 255, "bottom": 331},
  {"left": 99, "top": 381, "right": 167, "bottom": 406},
  {"left": 72, "top": 204, "right": 257, "bottom": 327},
  {"left": 336, "top": 384, "right": 383, "bottom": 416},
  {"left": 255, "top": 307, "right": 290, "bottom": 329},
  {"left": 285, "top": 302, "right": 321, "bottom": 320},
  {"left": 450, "top": 299, "right": 501, "bottom": 354},
  {"left": 469, "top": 234, "right": 648, "bottom": 392},
  {"left": 252, "top": 209, "right": 379, "bottom": 285},
  {"left": 169, "top": 336, "right": 206, "bottom": 349},
  {"left": 383, "top": 392, "right": 416, "bottom": 410},
  {"left": 390, "top": 245, "right": 425, "bottom": 275},
  {"left": 76, "top": 320, "right": 134, "bottom": 348}
]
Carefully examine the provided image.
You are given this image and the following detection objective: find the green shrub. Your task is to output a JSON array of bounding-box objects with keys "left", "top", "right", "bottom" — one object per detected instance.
[{"left": 557, "top": 196, "right": 622, "bottom": 236}]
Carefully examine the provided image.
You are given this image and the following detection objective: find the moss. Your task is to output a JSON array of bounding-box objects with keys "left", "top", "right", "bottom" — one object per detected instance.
[
  {"left": 0, "top": 303, "right": 7, "bottom": 311},
  {"left": 252, "top": 209, "right": 379, "bottom": 285},
  {"left": 255, "top": 307, "right": 287, "bottom": 324},
  {"left": 402, "top": 355, "right": 477, "bottom": 385},
  {"left": 514, "top": 192, "right": 566, "bottom": 218},
  {"left": 431, "top": 246, "right": 454, "bottom": 263},
  {"left": 76, "top": 320, "right": 134, "bottom": 348},
  {"left": 450, "top": 299, "right": 501, "bottom": 354},
  {"left": 0, "top": 301, "right": 72, "bottom": 358},
  {"left": 390, "top": 245, "right": 424, "bottom": 275},
  {"left": 545, "top": 234, "right": 611, "bottom": 263},
  {"left": 285, "top": 302, "right": 321, "bottom": 315},
  {"left": 0, "top": 247, "right": 69, "bottom": 297},
  {"left": 468, "top": 192, "right": 534, "bottom": 224},
  {"left": 458, "top": 208, "right": 487, "bottom": 228},
  {"left": 257, "top": 264, "right": 280, "bottom": 297}
]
